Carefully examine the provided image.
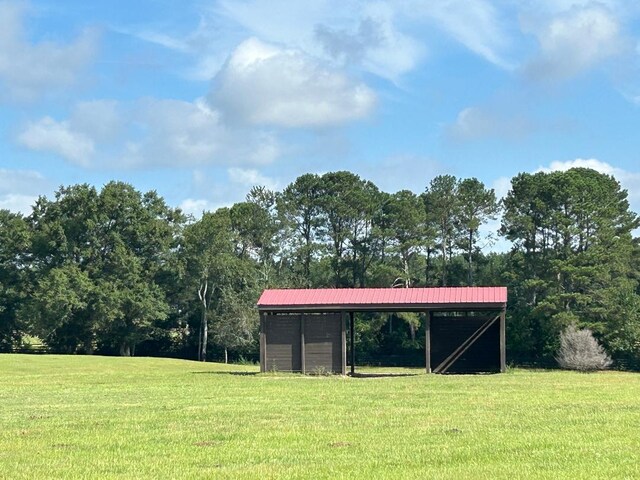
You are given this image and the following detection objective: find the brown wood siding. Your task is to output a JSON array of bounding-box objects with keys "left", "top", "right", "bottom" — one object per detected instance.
[
  {"left": 430, "top": 316, "right": 500, "bottom": 373},
  {"left": 303, "top": 313, "right": 342, "bottom": 373},
  {"left": 264, "top": 314, "right": 301, "bottom": 372},
  {"left": 263, "top": 313, "right": 343, "bottom": 374}
]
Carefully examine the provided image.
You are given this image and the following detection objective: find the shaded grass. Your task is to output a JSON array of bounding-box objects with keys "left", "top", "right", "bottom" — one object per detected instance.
[{"left": 1, "top": 355, "right": 639, "bottom": 479}]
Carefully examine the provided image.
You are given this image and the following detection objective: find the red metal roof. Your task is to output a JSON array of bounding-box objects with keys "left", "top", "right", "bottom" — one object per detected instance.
[{"left": 257, "top": 287, "right": 507, "bottom": 311}]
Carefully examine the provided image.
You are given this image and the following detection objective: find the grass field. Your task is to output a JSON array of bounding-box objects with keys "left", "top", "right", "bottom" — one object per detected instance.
[{"left": 1, "top": 355, "right": 639, "bottom": 479}]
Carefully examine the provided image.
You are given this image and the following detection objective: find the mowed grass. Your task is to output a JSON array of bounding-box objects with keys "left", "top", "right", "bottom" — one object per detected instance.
[{"left": 1, "top": 356, "right": 639, "bottom": 479}]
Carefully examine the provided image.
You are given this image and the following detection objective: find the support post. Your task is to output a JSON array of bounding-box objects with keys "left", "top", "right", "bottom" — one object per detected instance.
[
  {"left": 500, "top": 307, "right": 506, "bottom": 373},
  {"left": 259, "top": 312, "right": 266, "bottom": 373},
  {"left": 425, "top": 311, "right": 432, "bottom": 373},
  {"left": 300, "top": 314, "right": 306, "bottom": 374},
  {"left": 350, "top": 311, "right": 355, "bottom": 375},
  {"left": 341, "top": 311, "right": 347, "bottom": 375}
]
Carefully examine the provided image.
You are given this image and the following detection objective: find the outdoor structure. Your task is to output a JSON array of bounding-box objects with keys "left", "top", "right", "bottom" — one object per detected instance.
[{"left": 257, "top": 287, "right": 507, "bottom": 375}]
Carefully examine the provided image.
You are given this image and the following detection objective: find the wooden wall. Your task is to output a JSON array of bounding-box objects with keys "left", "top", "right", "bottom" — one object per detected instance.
[
  {"left": 262, "top": 313, "right": 345, "bottom": 374},
  {"left": 429, "top": 315, "right": 501, "bottom": 373}
]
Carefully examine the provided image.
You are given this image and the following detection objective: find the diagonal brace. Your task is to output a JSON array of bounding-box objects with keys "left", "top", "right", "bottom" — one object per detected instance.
[{"left": 433, "top": 314, "right": 500, "bottom": 374}]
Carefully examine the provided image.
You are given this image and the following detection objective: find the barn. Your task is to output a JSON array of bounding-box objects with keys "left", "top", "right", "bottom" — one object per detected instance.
[{"left": 257, "top": 287, "right": 507, "bottom": 374}]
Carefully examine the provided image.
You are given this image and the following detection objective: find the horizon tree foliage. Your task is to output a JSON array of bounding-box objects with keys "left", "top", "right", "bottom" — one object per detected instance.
[
  {"left": 316, "top": 171, "right": 382, "bottom": 287},
  {"left": 501, "top": 168, "right": 640, "bottom": 363},
  {"left": 456, "top": 178, "right": 499, "bottom": 285},
  {"left": 1, "top": 167, "right": 638, "bottom": 368},
  {"left": 422, "top": 175, "right": 459, "bottom": 286},
  {"left": 182, "top": 208, "right": 259, "bottom": 362},
  {"left": 20, "top": 182, "right": 184, "bottom": 356},
  {"left": 0, "top": 210, "right": 31, "bottom": 349},
  {"left": 277, "top": 173, "right": 323, "bottom": 287}
]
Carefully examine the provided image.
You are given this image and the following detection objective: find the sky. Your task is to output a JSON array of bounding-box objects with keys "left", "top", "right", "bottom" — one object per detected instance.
[{"left": 1, "top": 0, "right": 640, "bottom": 236}]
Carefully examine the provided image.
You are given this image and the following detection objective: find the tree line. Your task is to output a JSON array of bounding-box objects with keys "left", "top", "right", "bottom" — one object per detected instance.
[{"left": 1, "top": 168, "right": 638, "bottom": 367}]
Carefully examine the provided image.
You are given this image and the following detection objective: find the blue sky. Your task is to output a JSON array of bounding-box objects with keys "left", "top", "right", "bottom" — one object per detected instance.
[{"left": 2, "top": 0, "right": 640, "bottom": 236}]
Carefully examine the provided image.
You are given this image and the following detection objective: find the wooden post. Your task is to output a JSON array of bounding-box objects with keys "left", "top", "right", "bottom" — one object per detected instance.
[
  {"left": 500, "top": 307, "right": 506, "bottom": 373},
  {"left": 350, "top": 311, "right": 355, "bottom": 375},
  {"left": 341, "top": 311, "right": 347, "bottom": 375},
  {"left": 300, "top": 314, "right": 306, "bottom": 374},
  {"left": 425, "top": 311, "right": 432, "bottom": 374},
  {"left": 259, "top": 312, "right": 266, "bottom": 373}
]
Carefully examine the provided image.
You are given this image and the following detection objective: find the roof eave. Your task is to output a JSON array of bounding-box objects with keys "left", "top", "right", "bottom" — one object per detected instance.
[{"left": 257, "top": 302, "right": 506, "bottom": 313}]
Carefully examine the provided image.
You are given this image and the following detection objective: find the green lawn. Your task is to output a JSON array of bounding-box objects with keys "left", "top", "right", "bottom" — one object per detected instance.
[{"left": 1, "top": 355, "right": 638, "bottom": 479}]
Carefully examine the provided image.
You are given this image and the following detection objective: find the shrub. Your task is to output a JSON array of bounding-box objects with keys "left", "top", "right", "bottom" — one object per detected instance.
[{"left": 556, "top": 324, "right": 612, "bottom": 371}]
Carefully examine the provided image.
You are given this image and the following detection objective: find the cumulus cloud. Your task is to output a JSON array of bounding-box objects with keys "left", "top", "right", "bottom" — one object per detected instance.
[
  {"left": 0, "top": 169, "right": 49, "bottom": 214},
  {"left": 0, "top": 1, "right": 97, "bottom": 102},
  {"left": 522, "top": 5, "right": 623, "bottom": 82},
  {"left": 70, "top": 100, "right": 122, "bottom": 142},
  {"left": 315, "top": 17, "right": 385, "bottom": 65},
  {"left": 17, "top": 97, "right": 282, "bottom": 168},
  {"left": 121, "top": 97, "right": 282, "bottom": 167},
  {"left": 208, "top": 37, "right": 376, "bottom": 128},
  {"left": 17, "top": 117, "right": 95, "bottom": 166},
  {"left": 316, "top": 6, "right": 424, "bottom": 81},
  {"left": 216, "top": 0, "right": 425, "bottom": 81},
  {"left": 16, "top": 100, "right": 123, "bottom": 165}
]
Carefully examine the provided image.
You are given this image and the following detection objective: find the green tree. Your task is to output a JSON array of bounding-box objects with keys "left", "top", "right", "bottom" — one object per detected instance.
[
  {"left": 423, "top": 175, "right": 459, "bottom": 286},
  {"left": 384, "top": 190, "right": 426, "bottom": 289},
  {"left": 501, "top": 168, "right": 640, "bottom": 361},
  {"left": 24, "top": 182, "right": 183, "bottom": 355},
  {"left": 0, "top": 210, "right": 31, "bottom": 350},
  {"left": 318, "top": 172, "right": 381, "bottom": 287},
  {"left": 455, "top": 178, "right": 498, "bottom": 285},
  {"left": 277, "top": 174, "right": 322, "bottom": 286},
  {"left": 183, "top": 209, "right": 236, "bottom": 361}
]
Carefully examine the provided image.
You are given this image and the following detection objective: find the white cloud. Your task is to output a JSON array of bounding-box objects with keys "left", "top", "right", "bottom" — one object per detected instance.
[
  {"left": 0, "top": 169, "right": 49, "bottom": 214},
  {"left": 0, "top": 194, "right": 38, "bottom": 214},
  {"left": 227, "top": 167, "right": 278, "bottom": 190},
  {"left": 410, "top": 0, "right": 513, "bottom": 69},
  {"left": 522, "top": 5, "right": 623, "bottom": 82},
  {"left": 121, "top": 97, "right": 282, "bottom": 167},
  {"left": 216, "top": 1, "right": 425, "bottom": 82},
  {"left": 209, "top": 37, "right": 376, "bottom": 128},
  {"left": 17, "top": 97, "right": 282, "bottom": 168},
  {"left": 70, "top": 100, "right": 122, "bottom": 142},
  {"left": 17, "top": 117, "right": 95, "bottom": 166},
  {"left": 0, "top": 1, "right": 97, "bottom": 102},
  {"left": 317, "top": 5, "right": 424, "bottom": 81}
]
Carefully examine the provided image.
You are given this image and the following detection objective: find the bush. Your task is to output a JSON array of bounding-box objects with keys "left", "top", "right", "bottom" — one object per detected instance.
[{"left": 556, "top": 324, "right": 612, "bottom": 371}]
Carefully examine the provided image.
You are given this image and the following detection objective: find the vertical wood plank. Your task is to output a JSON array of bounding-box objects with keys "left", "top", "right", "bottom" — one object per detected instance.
[
  {"left": 500, "top": 307, "right": 506, "bottom": 373},
  {"left": 300, "top": 314, "right": 306, "bottom": 374},
  {"left": 425, "top": 311, "right": 432, "bottom": 374},
  {"left": 341, "top": 311, "right": 347, "bottom": 375},
  {"left": 350, "top": 311, "right": 355, "bottom": 375},
  {"left": 259, "top": 312, "right": 266, "bottom": 373}
]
